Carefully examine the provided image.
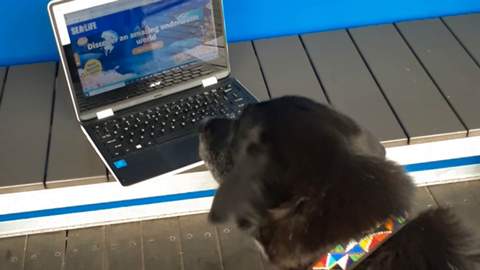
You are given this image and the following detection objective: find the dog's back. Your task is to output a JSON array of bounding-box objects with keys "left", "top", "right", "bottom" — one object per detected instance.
[
  {"left": 360, "top": 207, "right": 480, "bottom": 270},
  {"left": 199, "top": 96, "right": 479, "bottom": 270}
]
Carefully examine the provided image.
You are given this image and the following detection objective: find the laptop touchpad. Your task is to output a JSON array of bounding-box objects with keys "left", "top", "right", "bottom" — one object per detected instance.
[
  {"left": 114, "top": 134, "right": 201, "bottom": 186},
  {"left": 154, "top": 134, "right": 200, "bottom": 169}
]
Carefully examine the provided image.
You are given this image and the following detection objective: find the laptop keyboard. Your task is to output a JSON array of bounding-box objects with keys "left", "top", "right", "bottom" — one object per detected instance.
[{"left": 90, "top": 82, "right": 253, "bottom": 159}]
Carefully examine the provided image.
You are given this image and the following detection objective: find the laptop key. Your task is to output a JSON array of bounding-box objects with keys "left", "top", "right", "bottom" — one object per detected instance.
[
  {"left": 100, "top": 133, "right": 112, "bottom": 140},
  {"left": 105, "top": 138, "right": 117, "bottom": 145}
]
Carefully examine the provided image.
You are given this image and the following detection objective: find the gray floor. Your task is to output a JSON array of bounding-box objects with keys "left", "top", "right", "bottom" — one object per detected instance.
[{"left": 0, "top": 181, "right": 479, "bottom": 270}]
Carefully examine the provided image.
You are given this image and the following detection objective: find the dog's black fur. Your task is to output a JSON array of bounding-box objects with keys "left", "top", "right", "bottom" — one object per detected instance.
[{"left": 198, "top": 96, "right": 479, "bottom": 270}]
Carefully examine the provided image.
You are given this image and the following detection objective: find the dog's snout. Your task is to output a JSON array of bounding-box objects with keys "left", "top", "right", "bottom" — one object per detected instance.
[{"left": 198, "top": 117, "right": 213, "bottom": 133}]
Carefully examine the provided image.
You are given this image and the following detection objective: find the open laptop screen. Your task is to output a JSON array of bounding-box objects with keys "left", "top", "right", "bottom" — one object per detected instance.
[{"left": 64, "top": 0, "right": 221, "bottom": 98}]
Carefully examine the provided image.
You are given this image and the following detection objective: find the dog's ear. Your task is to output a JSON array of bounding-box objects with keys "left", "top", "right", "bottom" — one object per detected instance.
[{"left": 208, "top": 149, "right": 268, "bottom": 224}]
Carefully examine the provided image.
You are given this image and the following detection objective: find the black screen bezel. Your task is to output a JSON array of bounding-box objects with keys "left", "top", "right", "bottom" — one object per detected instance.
[{"left": 61, "top": 0, "right": 228, "bottom": 114}]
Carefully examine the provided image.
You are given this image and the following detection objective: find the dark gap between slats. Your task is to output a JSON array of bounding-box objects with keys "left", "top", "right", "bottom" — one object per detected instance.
[
  {"left": 393, "top": 23, "right": 469, "bottom": 135},
  {"left": 63, "top": 230, "right": 69, "bottom": 270},
  {"left": 251, "top": 41, "right": 273, "bottom": 100},
  {"left": 213, "top": 226, "right": 226, "bottom": 270},
  {"left": 24, "top": 235, "right": 30, "bottom": 270},
  {"left": 0, "top": 67, "right": 9, "bottom": 108},
  {"left": 42, "top": 63, "right": 60, "bottom": 189},
  {"left": 103, "top": 226, "right": 107, "bottom": 270},
  {"left": 440, "top": 17, "right": 480, "bottom": 70},
  {"left": 345, "top": 29, "right": 411, "bottom": 142},
  {"left": 298, "top": 35, "right": 332, "bottom": 105},
  {"left": 174, "top": 216, "right": 186, "bottom": 270},
  {"left": 22, "top": 235, "right": 27, "bottom": 270},
  {"left": 426, "top": 187, "right": 441, "bottom": 207},
  {"left": 139, "top": 221, "right": 146, "bottom": 270}
]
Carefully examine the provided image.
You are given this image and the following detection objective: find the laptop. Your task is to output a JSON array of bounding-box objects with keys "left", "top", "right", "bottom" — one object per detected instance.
[{"left": 48, "top": 0, "right": 258, "bottom": 186}]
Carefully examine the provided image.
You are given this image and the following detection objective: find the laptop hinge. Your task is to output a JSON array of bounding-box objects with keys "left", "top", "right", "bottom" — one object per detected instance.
[
  {"left": 96, "top": 108, "right": 114, "bottom": 120},
  {"left": 202, "top": 76, "right": 218, "bottom": 88}
]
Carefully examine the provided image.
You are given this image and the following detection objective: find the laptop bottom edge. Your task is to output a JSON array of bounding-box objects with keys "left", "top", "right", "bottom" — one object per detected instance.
[{"left": 81, "top": 126, "right": 206, "bottom": 186}]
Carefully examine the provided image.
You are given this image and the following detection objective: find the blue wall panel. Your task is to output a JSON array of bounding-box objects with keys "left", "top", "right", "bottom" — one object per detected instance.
[{"left": 1, "top": 0, "right": 480, "bottom": 66}]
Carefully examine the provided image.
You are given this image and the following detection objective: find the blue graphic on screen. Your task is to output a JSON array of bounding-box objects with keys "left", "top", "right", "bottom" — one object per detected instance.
[{"left": 67, "top": 0, "right": 218, "bottom": 97}]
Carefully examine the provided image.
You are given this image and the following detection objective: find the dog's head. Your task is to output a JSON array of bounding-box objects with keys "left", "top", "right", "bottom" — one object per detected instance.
[
  {"left": 199, "top": 96, "right": 352, "bottom": 222},
  {"left": 199, "top": 96, "right": 413, "bottom": 269}
]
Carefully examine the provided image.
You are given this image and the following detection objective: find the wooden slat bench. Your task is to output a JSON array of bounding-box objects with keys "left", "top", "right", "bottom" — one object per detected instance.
[
  {"left": 1, "top": 15, "right": 480, "bottom": 192},
  {"left": 0, "top": 14, "right": 480, "bottom": 270}
]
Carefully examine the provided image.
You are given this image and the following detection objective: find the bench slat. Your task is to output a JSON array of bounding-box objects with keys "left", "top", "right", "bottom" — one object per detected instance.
[
  {"left": 179, "top": 214, "right": 223, "bottom": 270},
  {"left": 0, "top": 236, "right": 25, "bottom": 270},
  {"left": 46, "top": 67, "right": 106, "bottom": 186},
  {"left": 350, "top": 25, "right": 466, "bottom": 143},
  {"left": 24, "top": 231, "right": 65, "bottom": 270},
  {"left": 0, "top": 63, "right": 56, "bottom": 189},
  {"left": 443, "top": 14, "right": 480, "bottom": 65},
  {"left": 65, "top": 227, "right": 105, "bottom": 270},
  {"left": 302, "top": 30, "right": 407, "bottom": 146},
  {"left": 229, "top": 42, "right": 270, "bottom": 101},
  {"left": 142, "top": 218, "right": 182, "bottom": 270},
  {"left": 217, "top": 222, "right": 264, "bottom": 270},
  {"left": 106, "top": 223, "right": 143, "bottom": 270},
  {"left": 397, "top": 19, "right": 480, "bottom": 136},
  {"left": 253, "top": 36, "right": 328, "bottom": 103}
]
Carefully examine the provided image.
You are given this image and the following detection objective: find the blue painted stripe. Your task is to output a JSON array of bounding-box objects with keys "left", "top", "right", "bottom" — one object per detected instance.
[
  {"left": 0, "top": 189, "right": 216, "bottom": 222},
  {"left": 1, "top": 155, "right": 480, "bottom": 223},
  {"left": 404, "top": 155, "right": 480, "bottom": 172}
]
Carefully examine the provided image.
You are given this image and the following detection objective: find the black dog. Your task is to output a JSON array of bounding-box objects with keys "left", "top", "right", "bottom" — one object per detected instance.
[{"left": 199, "top": 96, "right": 479, "bottom": 270}]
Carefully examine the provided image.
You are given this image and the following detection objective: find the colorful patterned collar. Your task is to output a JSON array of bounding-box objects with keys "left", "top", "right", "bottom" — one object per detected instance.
[{"left": 311, "top": 215, "right": 408, "bottom": 270}]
